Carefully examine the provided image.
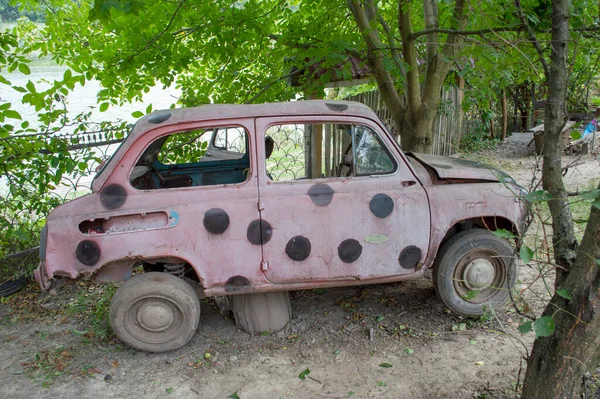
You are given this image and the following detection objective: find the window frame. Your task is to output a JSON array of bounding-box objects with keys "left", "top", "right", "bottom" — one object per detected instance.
[
  {"left": 127, "top": 123, "right": 253, "bottom": 191},
  {"left": 262, "top": 120, "right": 399, "bottom": 183}
]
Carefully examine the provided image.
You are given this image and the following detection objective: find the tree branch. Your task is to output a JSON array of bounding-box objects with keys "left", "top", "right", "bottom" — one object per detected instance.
[{"left": 514, "top": 0, "right": 550, "bottom": 80}]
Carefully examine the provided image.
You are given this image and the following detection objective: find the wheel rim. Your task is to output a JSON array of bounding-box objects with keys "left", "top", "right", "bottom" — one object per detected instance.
[
  {"left": 125, "top": 295, "right": 187, "bottom": 344},
  {"left": 453, "top": 249, "right": 507, "bottom": 304}
]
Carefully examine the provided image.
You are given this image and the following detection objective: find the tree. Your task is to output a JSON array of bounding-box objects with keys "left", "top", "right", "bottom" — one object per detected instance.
[{"left": 519, "top": 0, "right": 600, "bottom": 397}]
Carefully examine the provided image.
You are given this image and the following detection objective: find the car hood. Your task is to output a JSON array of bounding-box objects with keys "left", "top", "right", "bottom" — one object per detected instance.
[{"left": 408, "top": 153, "right": 512, "bottom": 183}]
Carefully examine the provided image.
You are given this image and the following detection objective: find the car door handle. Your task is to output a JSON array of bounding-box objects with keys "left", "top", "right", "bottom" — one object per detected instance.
[{"left": 401, "top": 180, "right": 416, "bottom": 187}]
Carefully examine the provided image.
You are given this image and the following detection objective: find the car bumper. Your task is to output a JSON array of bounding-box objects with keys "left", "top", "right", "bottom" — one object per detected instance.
[{"left": 34, "top": 261, "right": 51, "bottom": 291}]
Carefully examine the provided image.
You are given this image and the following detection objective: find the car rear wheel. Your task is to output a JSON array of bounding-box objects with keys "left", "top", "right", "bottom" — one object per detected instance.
[
  {"left": 110, "top": 272, "right": 200, "bottom": 352},
  {"left": 433, "top": 229, "right": 517, "bottom": 317}
]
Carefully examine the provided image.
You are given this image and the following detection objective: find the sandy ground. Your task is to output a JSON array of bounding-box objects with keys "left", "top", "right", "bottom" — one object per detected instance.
[{"left": 0, "top": 135, "right": 598, "bottom": 399}]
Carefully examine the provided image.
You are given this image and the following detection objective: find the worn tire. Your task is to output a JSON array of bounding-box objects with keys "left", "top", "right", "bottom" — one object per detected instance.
[
  {"left": 433, "top": 229, "right": 517, "bottom": 317},
  {"left": 230, "top": 291, "right": 292, "bottom": 334},
  {"left": 0, "top": 276, "right": 26, "bottom": 297},
  {"left": 110, "top": 272, "right": 200, "bottom": 352}
]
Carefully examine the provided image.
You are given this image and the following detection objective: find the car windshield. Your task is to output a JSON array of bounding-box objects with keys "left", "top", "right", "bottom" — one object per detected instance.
[{"left": 91, "top": 123, "right": 136, "bottom": 186}]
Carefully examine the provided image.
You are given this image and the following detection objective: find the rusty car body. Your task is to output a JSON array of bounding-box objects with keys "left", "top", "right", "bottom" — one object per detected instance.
[{"left": 35, "top": 100, "right": 528, "bottom": 352}]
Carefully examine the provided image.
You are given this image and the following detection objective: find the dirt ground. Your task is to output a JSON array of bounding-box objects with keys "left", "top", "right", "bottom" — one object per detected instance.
[{"left": 0, "top": 134, "right": 598, "bottom": 399}]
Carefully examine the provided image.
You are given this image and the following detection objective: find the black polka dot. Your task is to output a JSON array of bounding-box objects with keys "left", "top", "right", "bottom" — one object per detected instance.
[
  {"left": 147, "top": 112, "right": 172, "bottom": 124},
  {"left": 285, "top": 236, "right": 311, "bottom": 261},
  {"left": 225, "top": 275, "right": 250, "bottom": 292},
  {"left": 307, "top": 183, "right": 334, "bottom": 206},
  {"left": 76, "top": 240, "right": 101, "bottom": 266},
  {"left": 100, "top": 184, "right": 127, "bottom": 209},
  {"left": 247, "top": 219, "right": 273, "bottom": 245},
  {"left": 203, "top": 208, "right": 230, "bottom": 234},
  {"left": 398, "top": 245, "right": 422, "bottom": 269},
  {"left": 369, "top": 193, "right": 394, "bottom": 218},
  {"left": 338, "top": 239, "right": 363, "bottom": 263}
]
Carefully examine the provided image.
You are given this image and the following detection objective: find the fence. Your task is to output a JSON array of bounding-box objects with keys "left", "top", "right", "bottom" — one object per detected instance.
[{"left": 344, "top": 87, "right": 463, "bottom": 156}]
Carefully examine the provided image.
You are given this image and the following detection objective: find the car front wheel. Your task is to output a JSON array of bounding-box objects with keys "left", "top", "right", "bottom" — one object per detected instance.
[
  {"left": 433, "top": 229, "right": 517, "bottom": 317},
  {"left": 110, "top": 272, "right": 201, "bottom": 352}
]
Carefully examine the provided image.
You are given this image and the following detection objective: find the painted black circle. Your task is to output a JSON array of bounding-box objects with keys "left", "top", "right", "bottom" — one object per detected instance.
[
  {"left": 307, "top": 183, "right": 334, "bottom": 206},
  {"left": 225, "top": 275, "right": 250, "bottom": 292},
  {"left": 285, "top": 236, "right": 311, "bottom": 261},
  {"left": 203, "top": 208, "right": 230, "bottom": 234},
  {"left": 338, "top": 239, "right": 363, "bottom": 263},
  {"left": 247, "top": 219, "right": 273, "bottom": 245},
  {"left": 76, "top": 240, "right": 101, "bottom": 266},
  {"left": 369, "top": 193, "right": 394, "bottom": 218},
  {"left": 100, "top": 184, "right": 127, "bottom": 209},
  {"left": 398, "top": 245, "right": 422, "bottom": 269},
  {"left": 147, "top": 112, "right": 172, "bottom": 124}
]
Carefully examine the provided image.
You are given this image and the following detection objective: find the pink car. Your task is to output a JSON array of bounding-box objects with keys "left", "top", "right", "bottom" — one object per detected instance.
[{"left": 36, "top": 101, "right": 528, "bottom": 352}]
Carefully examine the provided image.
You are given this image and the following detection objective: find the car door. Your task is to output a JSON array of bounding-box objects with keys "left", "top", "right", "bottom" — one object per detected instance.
[
  {"left": 255, "top": 116, "right": 431, "bottom": 284},
  {"left": 108, "top": 118, "right": 264, "bottom": 291}
]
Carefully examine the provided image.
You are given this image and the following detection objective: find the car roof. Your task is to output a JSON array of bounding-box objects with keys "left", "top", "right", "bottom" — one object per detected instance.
[{"left": 132, "top": 100, "right": 377, "bottom": 140}]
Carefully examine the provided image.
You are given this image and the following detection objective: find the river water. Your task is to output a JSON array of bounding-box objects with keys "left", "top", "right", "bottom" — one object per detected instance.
[{"left": 2, "top": 66, "right": 180, "bottom": 197}]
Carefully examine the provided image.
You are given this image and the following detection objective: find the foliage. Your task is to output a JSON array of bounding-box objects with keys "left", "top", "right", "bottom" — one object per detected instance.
[
  {"left": 0, "top": 22, "right": 128, "bottom": 265},
  {"left": 459, "top": 128, "right": 500, "bottom": 153}
]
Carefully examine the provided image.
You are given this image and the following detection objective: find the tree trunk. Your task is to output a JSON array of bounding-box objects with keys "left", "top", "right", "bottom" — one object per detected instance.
[
  {"left": 521, "top": 1, "right": 600, "bottom": 397},
  {"left": 522, "top": 183, "right": 600, "bottom": 398}
]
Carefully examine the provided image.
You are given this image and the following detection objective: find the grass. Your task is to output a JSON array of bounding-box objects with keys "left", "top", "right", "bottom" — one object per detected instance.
[{"left": 66, "top": 282, "right": 118, "bottom": 341}]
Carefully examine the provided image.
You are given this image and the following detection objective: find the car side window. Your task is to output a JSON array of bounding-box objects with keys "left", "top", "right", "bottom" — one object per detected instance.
[
  {"left": 212, "top": 127, "right": 246, "bottom": 156},
  {"left": 130, "top": 127, "right": 250, "bottom": 190},
  {"left": 264, "top": 123, "right": 396, "bottom": 181}
]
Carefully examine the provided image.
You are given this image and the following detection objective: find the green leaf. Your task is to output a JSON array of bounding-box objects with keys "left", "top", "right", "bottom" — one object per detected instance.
[
  {"left": 365, "top": 234, "right": 389, "bottom": 244},
  {"left": 593, "top": 198, "right": 600, "bottom": 211},
  {"left": 570, "top": 131, "right": 581, "bottom": 140},
  {"left": 533, "top": 316, "right": 555, "bottom": 337},
  {"left": 18, "top": 62, "right": 30, "bottom": 75},
  {"left": 404, "top": 347, "right": 413, "bottom": 354},
  {"left": 3, "top": 110, "right": 21, "bottom": 120},
  {"left": 377, "top": 381, "right": 386, "bottom": 387},
  {"left": 228, "top": 393, "right": 240, "bottom": 399},
  {"left": 63, "top": 69, "right": 72, "bottom": 81},
  {"left": 379, "top": 363, "right": 393, "bottom": 368},
  {"left": 579, "top": 189, "right": 600, "bottom": 201},
  {"left": 99, "top": 102, "right": 109, "bottom": 112},
  {"left": 519, "top": 245, "right": 534, "bottom": 264},
  {"left": 131, "top": 110, "right": 144, "bottom": 118},
  {"left": 14, "top": 230, "right": 28, "bottom": 240},
  {"left": 492, "top": 229, "right": 516, "bottom": 239},
  {"left": 298, "top": 368, "right": 310, "bottom": 381},
  {"left": 165, "top": 387, "right": 174, "bottom": 394},
  {"left": 146, "top": 103, "right": 153, "bottom": 114},
  {"left": 556, "top": 289, "right": 572, "bottom": 300},
  {"left": 518, "top": 320, "right": 532, "bottom": 334},
  {"left": 462, "top": 291, "right": 479, "bottom": 300},
  {"left": 525, "top": 190, "right": 553, "bottom": 203},
  {"left": 0, "top": 75, "right": 11, "bottom": 85}
]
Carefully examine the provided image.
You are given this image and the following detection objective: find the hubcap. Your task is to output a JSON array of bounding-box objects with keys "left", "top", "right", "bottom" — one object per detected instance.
[
  {"left": 137, "top": 301, "right": 175, "bottom": 332},
  {"left": 463, "top": 259, "right": 495, "bottom": 290}
]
